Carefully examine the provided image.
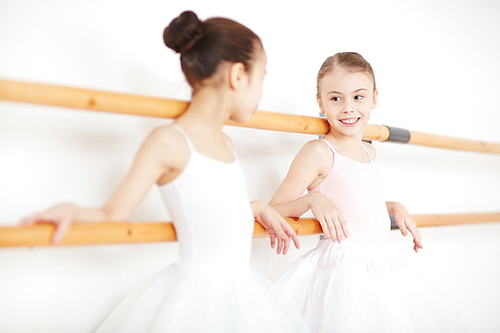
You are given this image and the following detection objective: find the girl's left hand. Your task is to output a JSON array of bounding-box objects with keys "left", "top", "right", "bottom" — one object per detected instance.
[
  {"left": 20, "top": 203, "right": 78, "bottom": 244},
  {"left": 389, "top": 202, "right": 423, "bottom": 253},
  {"left": 252, "top": 201, "right": 300, "bottom": 255}
]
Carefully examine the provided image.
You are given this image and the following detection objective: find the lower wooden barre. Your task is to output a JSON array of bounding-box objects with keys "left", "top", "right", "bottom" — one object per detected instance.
[
  {"left": 253, "top": 218, "right": 323, "bottom": 239},
  {"left": 0, "top": 213, "right": 498, "bottom": 247},
  {"left": 0, "top": 222, "right": 177, "bottom": 247}
]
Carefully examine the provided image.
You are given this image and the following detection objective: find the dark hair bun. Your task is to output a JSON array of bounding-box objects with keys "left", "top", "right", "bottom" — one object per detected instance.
[{"left": 164, "top": 11, "right": 204, "bottom": 54}]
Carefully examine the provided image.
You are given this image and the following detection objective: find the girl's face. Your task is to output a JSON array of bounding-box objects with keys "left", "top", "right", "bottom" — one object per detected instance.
[
  {"left": 317, "top": 68, "right": 377, "bottom": 138},
  {"left": 231, "top": 46, "right": 267, "bottom": 123}
]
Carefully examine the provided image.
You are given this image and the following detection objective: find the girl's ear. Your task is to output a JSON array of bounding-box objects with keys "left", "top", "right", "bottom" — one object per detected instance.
[
  {"left": 229, "top": 62, "right": 246, "bottom": 90},
  {"left": 317, "top": 94, "right": 325, "bottom": 114},
  {"left": 372, "top": 89, "right": 379, "bottom": 109}
]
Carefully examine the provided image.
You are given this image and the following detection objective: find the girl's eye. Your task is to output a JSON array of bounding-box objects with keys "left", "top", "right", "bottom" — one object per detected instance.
[
  {"left": 331, "top": 97, "right": 340, "bottom": 102},
  {"left": 354, "top": 95, "right": 364, "bottom": 100}
]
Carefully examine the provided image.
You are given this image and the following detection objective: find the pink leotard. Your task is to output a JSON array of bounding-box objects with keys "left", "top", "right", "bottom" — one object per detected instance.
[{"left": 308, "top": 139, "right": 391, "bottom": 245}]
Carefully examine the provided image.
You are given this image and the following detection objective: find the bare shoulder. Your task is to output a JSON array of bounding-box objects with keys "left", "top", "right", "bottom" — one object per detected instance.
[
  {"left": 362, "top": 141, "right": 377, "bottom": 160},
  {"left": 141, "top": 124, "right": 190, "bottom": 167},
  {"left": 271, "top": 139, "right": 333, "bottom": 203},
  {"left": 301, "top": 139, "right": 332, "bottom": 159},
  {"left": 295, "top": 139, "right": 333, "bottom": 173},
  {"left": 148, "top": 124, "right": 182, "bottom": 144}
]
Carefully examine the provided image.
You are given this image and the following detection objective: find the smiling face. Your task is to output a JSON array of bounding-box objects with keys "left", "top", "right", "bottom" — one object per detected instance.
[{"left": 317, "top": 68, "right": 377, "bottom": 139}]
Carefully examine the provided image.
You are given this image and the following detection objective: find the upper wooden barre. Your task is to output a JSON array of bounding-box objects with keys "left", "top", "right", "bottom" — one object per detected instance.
[
  {"left": 1, "top": 79, "right": 500, "bottom": 153},
  {"left": 1, "top": 213, "right": 498, "bottom": 247},
  {"left": 0, "top": 79, "right": 328, "bottom": 135}
]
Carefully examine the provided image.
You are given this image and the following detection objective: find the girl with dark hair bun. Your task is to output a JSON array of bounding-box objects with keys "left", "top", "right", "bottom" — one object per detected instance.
[
  {"left": 21, "top": 10, "right": 311, "bottom": 333},
  {"left": 163, "top": 11, "right": 263, "bottom": 91}
]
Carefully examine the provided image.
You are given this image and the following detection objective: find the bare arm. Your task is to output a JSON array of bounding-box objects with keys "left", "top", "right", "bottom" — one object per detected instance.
[
  {"left": 269, "top": 140, "right": 349, "bottom": 242},
  {"left": 21, "top": 126, "right": 186, "bottom": 243},
  {"left": 364, "top": 144, "right": 422, "bottom": 251},
  {"left": 269, "top": 140, "right": 328, "bottom": 216},
  {"left": 386, "top": 201, "right": 423, "bottom": 253}
]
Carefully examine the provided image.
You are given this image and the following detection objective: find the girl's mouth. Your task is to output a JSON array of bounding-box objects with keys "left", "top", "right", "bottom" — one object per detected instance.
[{"left": 339, "top": 117, "right": 360, "bottom": 126}]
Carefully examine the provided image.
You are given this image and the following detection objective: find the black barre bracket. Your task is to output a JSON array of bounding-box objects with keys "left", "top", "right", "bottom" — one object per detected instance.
[
  {"left": 390, "top": 215, "right": 398, "bottom": 229},
  {"left": 384, "top": 126, "right": 411, "bottom": 143}
]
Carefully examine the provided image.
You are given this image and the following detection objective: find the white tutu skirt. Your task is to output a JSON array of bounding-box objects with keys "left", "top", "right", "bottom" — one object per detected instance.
[
  {"left": 95, "top": 260, "right": 311, "bottom": 333},
  {"left": 275, "top": 240, "right": 466, "bottom": 333}
]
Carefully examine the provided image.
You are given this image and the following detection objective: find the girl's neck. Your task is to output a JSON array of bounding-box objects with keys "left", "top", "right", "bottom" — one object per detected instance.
[
  {"left": 177, "top": 86, "right": 232, "bottom": 138},
  {"left": 174, "top": 86, "right": 237, "bottom": 163},
  {"left": 324, "top": 131, "right": 366, "bottom": 157}
]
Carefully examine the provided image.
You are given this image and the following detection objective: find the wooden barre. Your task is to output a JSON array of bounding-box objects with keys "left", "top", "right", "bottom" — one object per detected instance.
[
  {"left": 1, "top": 79, "right": 500, "bottom": 153},
  {"left": 1, "top": 213, "right": 498, "bottom": 247}
]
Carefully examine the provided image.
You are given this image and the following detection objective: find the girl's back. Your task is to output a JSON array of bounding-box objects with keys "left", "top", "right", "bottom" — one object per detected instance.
[
  {"left": 159, "top": 124, "right": 254, "bottom": 269},
  {"left": 95, "top": 124, "right": 309, "bottom": 332}
]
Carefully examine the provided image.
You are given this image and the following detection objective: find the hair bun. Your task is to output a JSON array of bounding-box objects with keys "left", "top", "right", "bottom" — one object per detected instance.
[{"left": 164, "top": 11, "right": 204, "bottom": 54}]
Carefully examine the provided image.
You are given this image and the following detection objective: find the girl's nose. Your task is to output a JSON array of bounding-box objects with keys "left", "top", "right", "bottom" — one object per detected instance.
[{"left": 341, "top": 101, "right": 354, "bottom": 113}]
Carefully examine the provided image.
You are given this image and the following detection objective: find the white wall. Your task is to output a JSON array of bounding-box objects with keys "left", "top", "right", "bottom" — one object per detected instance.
[{"left": 0, "top": 0, "right": 499, "bottom": 332}]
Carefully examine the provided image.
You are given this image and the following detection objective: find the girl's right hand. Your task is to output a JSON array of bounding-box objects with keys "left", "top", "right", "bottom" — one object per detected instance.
[
  {"left": 251, "top": 201, "right": 300, "bottom": 255},
  {"left": 20, "top": 203, "right": 78, "bottom": 244},
  {"left": 307, "top": 192, "right": 349, "bottom": 242}
]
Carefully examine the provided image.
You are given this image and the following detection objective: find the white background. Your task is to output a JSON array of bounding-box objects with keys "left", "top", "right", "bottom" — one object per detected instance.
[{"left": 0, "top": 0, "right": 499, "bottom": 332}]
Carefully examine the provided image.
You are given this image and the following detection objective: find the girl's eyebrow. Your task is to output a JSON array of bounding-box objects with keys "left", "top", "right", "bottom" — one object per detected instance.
[{"left": 326, "top": 88, "right": 368, "bottom": 95}]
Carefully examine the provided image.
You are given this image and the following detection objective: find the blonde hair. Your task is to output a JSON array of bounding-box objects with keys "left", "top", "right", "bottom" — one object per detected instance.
[{"left": 316, "top": 52, "right": 376, "bottom": 95}]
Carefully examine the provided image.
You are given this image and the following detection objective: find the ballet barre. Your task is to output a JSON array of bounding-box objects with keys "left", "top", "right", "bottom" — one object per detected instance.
[
  {"left": 1, "top": 79, "right": 500, "bottom": 153},
  {"left": 1, "top": 213, "right": 499, "bottom": 247},
  {"left": 0, "top": 78, "right": 499, "bottom": 247}
]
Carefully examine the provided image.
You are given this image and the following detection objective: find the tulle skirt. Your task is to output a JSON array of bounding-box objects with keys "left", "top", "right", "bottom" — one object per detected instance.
[
  {"left": 275, "top": 240, "right": 466, "bottom": 333},
  {"left": 95, "top": 260, "right": 311, "bottom": 333}
]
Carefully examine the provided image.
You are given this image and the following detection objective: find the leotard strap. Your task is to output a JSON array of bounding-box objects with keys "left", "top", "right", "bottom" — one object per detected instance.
[
  {"left": 172, "top": 123, "right": 196, "bottom": 152},
  {"left": 319, "top": 139, "right": 373, "bottom": 162},
  {"left": 172, "top": 123, "right": 236, "bottom": 162},
  {"left": 320, "top": 139, "right": 337, "bottom": 153},
  {"left": 360, "top": 142, "right": 373, "bottom": 162}
]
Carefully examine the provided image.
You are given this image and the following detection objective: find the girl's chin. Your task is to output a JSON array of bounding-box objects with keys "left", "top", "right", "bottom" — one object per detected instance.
[
  {"left": 331, "top": 124, "right": 365, "bottom": 137},
  {"left": 230, "top": 113, "right": 253, "bottom": 124}
]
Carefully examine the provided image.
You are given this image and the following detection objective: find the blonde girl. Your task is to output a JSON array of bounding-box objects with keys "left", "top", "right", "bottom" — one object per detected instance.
[{"left": 270, "top": 52, "right": 465, "bottom": 333}]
